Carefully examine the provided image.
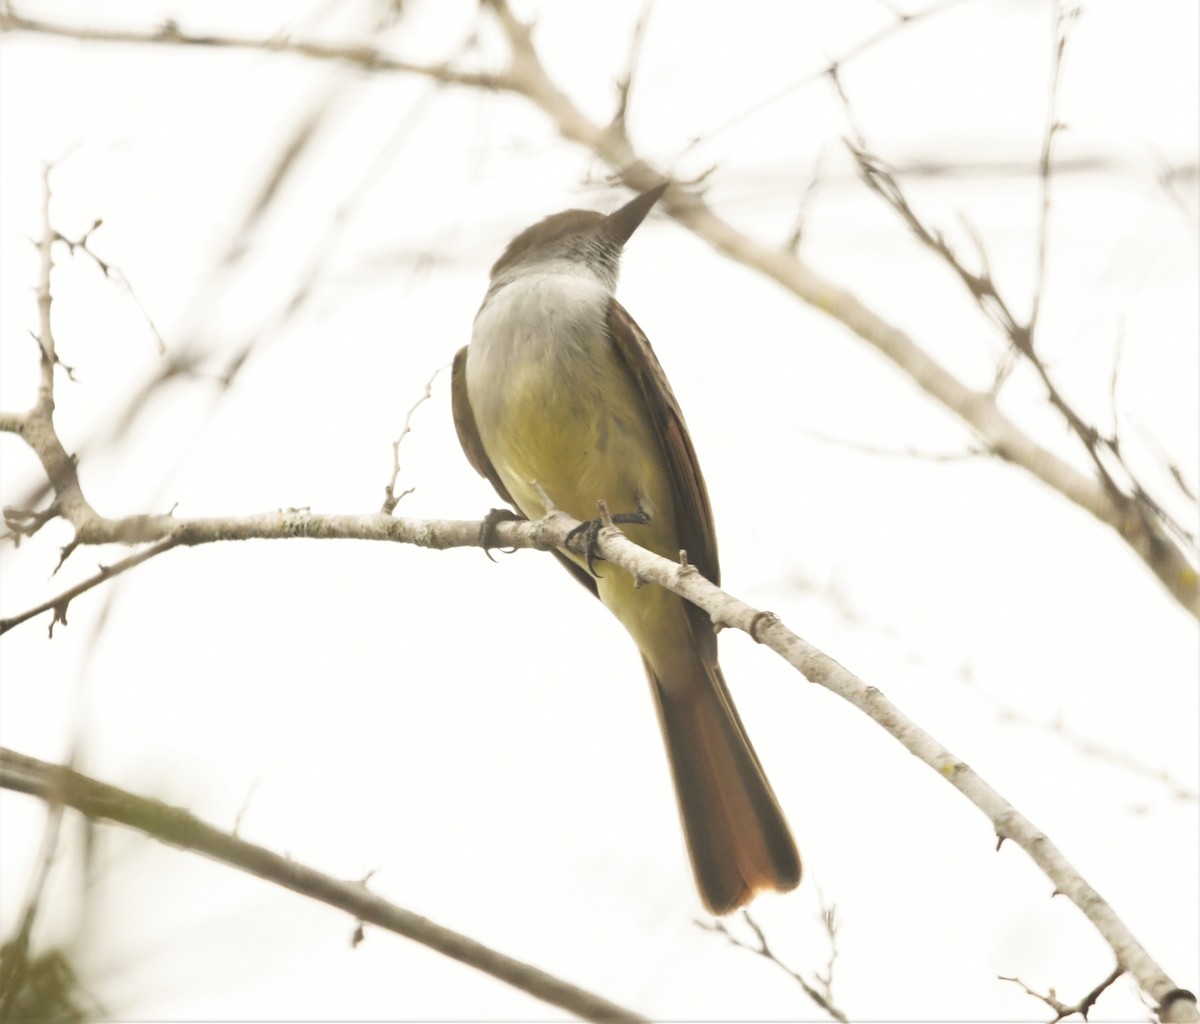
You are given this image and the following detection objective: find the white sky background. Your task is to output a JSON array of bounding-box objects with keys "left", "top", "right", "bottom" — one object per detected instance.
[{"left": 0, "top": 0, "right": 1197, "bottom": 1020}]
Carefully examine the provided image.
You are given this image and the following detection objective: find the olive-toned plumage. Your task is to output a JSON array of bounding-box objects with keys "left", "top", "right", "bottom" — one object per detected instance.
[{"left": 452, "top": 185, "right": 800, "bottom": 913}]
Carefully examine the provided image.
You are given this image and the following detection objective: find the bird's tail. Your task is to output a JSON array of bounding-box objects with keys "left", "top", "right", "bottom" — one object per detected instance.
[{"left": 647, "top": 658, "right": 801, "bottom": 915}]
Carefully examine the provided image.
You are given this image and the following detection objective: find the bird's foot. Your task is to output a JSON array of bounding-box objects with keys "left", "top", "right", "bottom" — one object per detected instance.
[
  {"left": 566, "top": 499, "right": 651, "bottom": 577},
  {"left": 479, "top": 507, "right": 524, "bottom": 562}
]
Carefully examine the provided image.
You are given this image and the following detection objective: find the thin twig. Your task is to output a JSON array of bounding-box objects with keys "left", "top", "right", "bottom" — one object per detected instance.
[
  {"left": 0, "top": 535, "right": 183, "bottom": 637},
  {"left": 0, "top": 10, "right": 503, "bottom": 89},
  {"left": 1028, "top": 1, "right": 1080, "bottom": 338},
  {"left": 814, "top": 891, "right": 841, "bottom": 1011},
  {"left": 678, "top": 0, "right": 975, "bottom": 154},
  {"left": 59, "top": 218, "right": 167, "bottom": 354},
  {"left": 792, "top": 422, "right": 983, "bottom": 462},
  {"left": 608, "top": 0, "right": 652, "bottom": 135},
  {"left": 784, "top": 146, "right": 830, "bottom": 252},
  {"left": 697, "top": 911, "right": 848, "bottom": 1022},
  {"left": 993, "top": 706, "right": 1198, "bottom": 804},
  {"left": 999, "top": 964, "right": 1125, "bottom": 1023},
  {"left": 381, "top": 366, "right": 443, "bottom": 514}
]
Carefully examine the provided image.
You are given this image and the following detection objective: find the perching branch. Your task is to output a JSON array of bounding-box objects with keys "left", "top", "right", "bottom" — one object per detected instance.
[{"left": 0, "top": 748, "right": 649, "bottom": 1024}]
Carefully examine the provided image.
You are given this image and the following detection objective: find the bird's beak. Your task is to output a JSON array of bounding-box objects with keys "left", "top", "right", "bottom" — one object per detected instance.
[{"left": 598, "top": 182, "right": 669, "bottom": 248}]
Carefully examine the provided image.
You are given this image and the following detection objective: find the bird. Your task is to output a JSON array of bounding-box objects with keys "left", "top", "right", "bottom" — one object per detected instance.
[{"left": 450, "top": 183, "right": 800, "bottom": 914}]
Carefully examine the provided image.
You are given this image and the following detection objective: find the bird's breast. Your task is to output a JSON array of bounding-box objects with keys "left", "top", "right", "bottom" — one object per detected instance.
[{"left": 466, "top": 269, "right": 670, "bottom": 535}]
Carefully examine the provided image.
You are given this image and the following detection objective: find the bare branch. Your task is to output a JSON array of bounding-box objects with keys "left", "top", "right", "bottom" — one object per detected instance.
[
  {"left": 999, "top": 707, "right": 1197, "bottom": 805},
  {"left": 1028, "top": 1, "right": 1081, "bottom": 337},
  {"left": 678, "top": 0, "right": 975, "bottom": 154},
  {"left": 814, "top": 892, "right": 842, "bottom": 1012},
  {"left": 59, "top": 218, "right": 166, "bottom": 355},
  {"left": 2, "top": 38, "right": 449, "bottom": 533},
  {"left": 381, "top": 366, "right": 442, "bottom": 514},
  {"left": 793, "top": 421, "right": 983, "bottom": 463},
  {"left": 0, "top": 756, "right": 70, "bottom": 1016},
  {"left": 549, "top": 517, "right": 1194, "bottom": 1019},
  {"left": 846, "top": 139, "right": 1198, "bottom": 615},
  {"left": 698, "top": 909, "right": 848, "bottom": 1022},
  {"left": 505, "top": 10, "right": 1199, "bottom": 615},
  {"left": 999, "top": 965, "right": 1125, "bottom": 1023},
  {"left": 22, "top": 164, "right": 100, "bottom": 531},
  {"left": 226, "top": 58, "right": 446, "bottom": 350},
  {"left": 0, "top": 9, "right": 505, "bottom": 90},
  {"left": 0, "top": 535, "right": 183, "bottom": 637},
  {"left": 608, "top": 0, "right": 652, "bottom": 135},
  {"left": 784, "top": 146, "right": 830, "bottom": 252},
  {"left": 0, "top": 748, "right": 649, "bottom": 1024},
  {"left": 1150, "top": 147, "right": 1200, "bottom": 227}
]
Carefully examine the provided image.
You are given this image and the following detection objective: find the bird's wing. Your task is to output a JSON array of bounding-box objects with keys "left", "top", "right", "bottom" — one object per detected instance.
[
  {"left": 607, "top": 301, "right": 720, "bottom": 588},
  {"left": 607, "top": 300, "right": 721, "bottom": 663},
  {"left": 451, "top": 345, "right": 516, "bottom": 504}
]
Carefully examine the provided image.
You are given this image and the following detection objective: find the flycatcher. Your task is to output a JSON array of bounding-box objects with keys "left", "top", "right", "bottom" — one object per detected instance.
[{"left": 451, "top": 184, "right": 801, "bottom": 914}]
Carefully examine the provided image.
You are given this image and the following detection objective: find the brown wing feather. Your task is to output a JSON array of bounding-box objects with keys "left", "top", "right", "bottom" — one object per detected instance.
[
  {"left": 606, "top": 302, "right": 720, "bottom": 586},
  {"left": 451, "top": 345, "right": 599, "bottom": 597},
  {"left": 607, "top": 301, "right": 721, "bottom": 664},
  {"left": 451, "top": 346, "right": 514, "bottom": 504}
]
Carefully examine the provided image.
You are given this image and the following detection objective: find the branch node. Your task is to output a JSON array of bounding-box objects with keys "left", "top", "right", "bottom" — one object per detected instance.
[
  {"left": 595, "top": 498, "right": 614, "bottom": 531},
  {"left": 48, "top": 600, "right": 69, "bottom": 638},
  {"left": 53, "top": 538, "right": 79, "bottom": 576},
  {"left": 530, "top": 480, "right": 556, "bottom": 513}
]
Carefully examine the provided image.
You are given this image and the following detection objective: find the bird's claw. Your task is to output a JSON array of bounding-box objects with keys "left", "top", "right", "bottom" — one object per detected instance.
[
  {"left": 566, "top": 499, "right": 651, "bottom": 577},
  {"left": 479, "top": 507, "right": 524, "bottom": 562}
]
